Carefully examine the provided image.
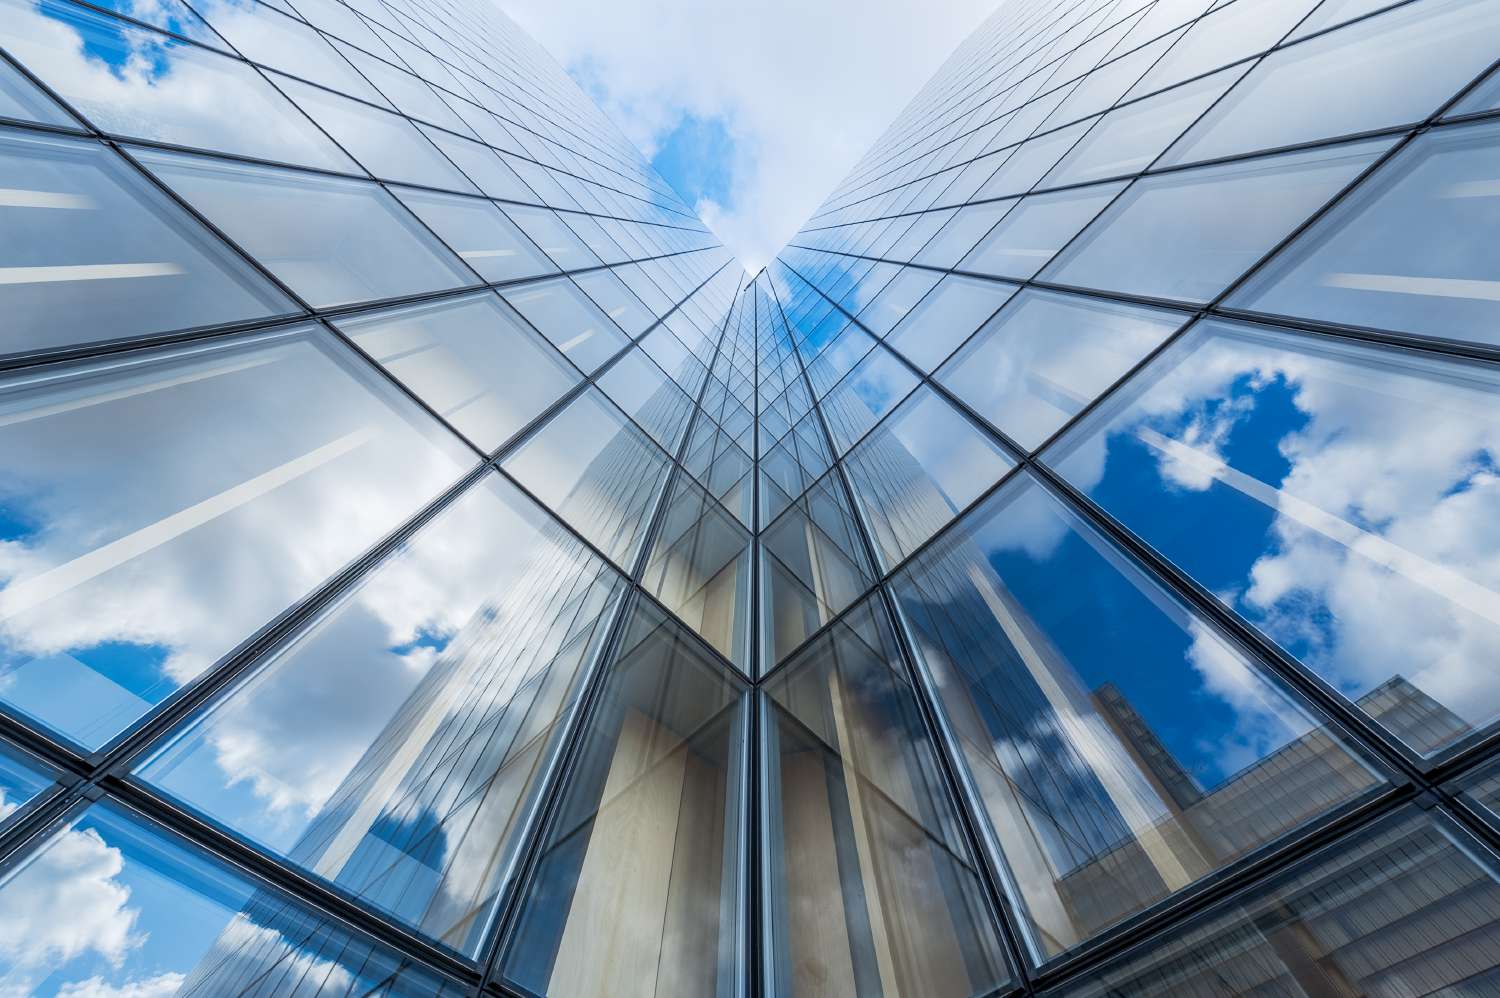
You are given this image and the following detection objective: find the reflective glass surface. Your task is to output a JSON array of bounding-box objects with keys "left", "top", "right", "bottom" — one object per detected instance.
[
  {"left": 1056, "top": 809, "right": 1500, "bottom": 995},
  {"left": 763, "top": 597, "right": 1011, "bottom": 997},
  {"left": 0, "top": 326, "right": 473, "bottom": 749},
  {"left": 0, "top": 738, "right": 56, "bottom": 831},
  {"left": 895, "top": 471, "right": 1381, "bottom": 958},
  {"left": 1048, "top": 319, "right": 1500, "bottom": 757},
  {"left": 1230, "top": 119, "right": 1500, "bottom": 347},
  {"left": 502, "top": 277, "right": 630, "bottom": 373},
  {"left": 597, "top": 348, "right": 694, "bottom": 452},
  {"left": 959, "top": 182, "right": 1125, "bottom": 281},
  {"left": 138, "top": 147, "right": 474, "bottom": 308},
  {"left": 502, "top": 388, "right": 669, "bottom": 568},
  {"left": 391, "top": 187, "right": 555, "bottom": 284},
  {"left": 0, "top": 801, "right": 467, "bottom": 995},
  {"left": 886, "top": 274, "right": 1017, "bottom": 373},
  {"left": 845, "top": 386, "right": 1016, "bottom": 571},
  {"left": 939, "top": 290, "right": 1188, "bottom": 450},
  {"left": 138, "top": 472, "right": 622, "bottom": 956},
  {"left": 334, "top": 291, "right": 578, "bottom": 451},
  {"left": 821, "top": 346, "right": 921, "bottom": 454},
  {"left": 1043, "top": 138, "right": 1390, "bottom": 303},
  {"left": 0, "top": 127, "right": 292, "bottom": 357},
  {"left": 501, "top": 601, "right": 748, "bottom": 997}
]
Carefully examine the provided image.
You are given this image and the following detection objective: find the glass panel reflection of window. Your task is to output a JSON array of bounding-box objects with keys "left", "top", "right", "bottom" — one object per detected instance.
[
  {"left": 1, "top": 0, "right": 355, "bottom": 171},
  {"left": 0, "top": 128, "right": 292, "bottom": 358},
  {"left": 1160, "top": 0, "right": 1500, "bottom": 168},
  {"left": 893, "top": 471, "right": 1382, "bottom": 959},
  {"left": 1047, "top": 319, "right": 1500, "bottom": 758},
  {"left": 137, "top": 147, "right": 473, "bottom": 308},
  {"left": 763, "top": 598, "right": 1012, "bottom": 998},
  {"left": 502, "top": 388, "right": 670, "bottom": 569},
  {"left": 501, "top": 602, "right": 748, "bottom": 998},
  {"left": 761, "top": 474, "right": 874, "bottom": 665},
  {"left": 1042, "top": 138, "right": 1391, "bottom": 303},
  {"left": 0, "top": 801, "right": 467, "bottom": 996},
  {"left": 334, "top": 291, "right": 578, "bottom": 452},
  {"left": 0, "top": 737, "right": 57, "bottom": 833},
  {"left": 391, "top": 187, "right": 555, "bottom": 284},
  {"left": 845, "top": 386, "right": 1015, "bottom": 572},
  {"left": 886, "top": 275, "right": 1018, "bottom": 373},
  {"left": 641, "top": 476, "right": 751, "bottom": 670},
  {"left": 938, "top": 289, "right": 1188, "bottom": 451},
  {"left": 1055, "top": 809, "right": 1500, "bottom": 997},
  {"left": 0, "top": 325, "right": 474, "bottom": 750},
  {"left": 137, "top": 472, "right": 624, "bottom": 957},
  {"left": 1229, "top": 119, "right": 1500, "bottom": 347},
  {"left": 502, "top": 277, "right": 630, "bottom": 374}
]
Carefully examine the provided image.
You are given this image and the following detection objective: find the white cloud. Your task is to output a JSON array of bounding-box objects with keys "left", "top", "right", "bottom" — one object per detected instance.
[
  {"left": 57, "top": 972, "right": 187, "bottom": 998},
  {"left": 499, "top": 0, "right": 998, "bottom": 272}
]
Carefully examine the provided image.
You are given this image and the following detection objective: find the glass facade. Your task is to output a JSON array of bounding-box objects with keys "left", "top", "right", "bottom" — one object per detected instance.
[{"left": 3, "top": 0, "right": 1500, "bottom": 995}]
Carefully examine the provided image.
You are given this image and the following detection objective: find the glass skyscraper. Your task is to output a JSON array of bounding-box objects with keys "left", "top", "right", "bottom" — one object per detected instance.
[{"left": 2, "top": 0, "right": 1500, "bottom": 994}]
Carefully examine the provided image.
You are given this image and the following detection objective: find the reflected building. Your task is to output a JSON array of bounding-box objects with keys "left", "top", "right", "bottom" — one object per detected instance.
[{"left": 4, "top": 0, "right": 1500, "bottom": 995}]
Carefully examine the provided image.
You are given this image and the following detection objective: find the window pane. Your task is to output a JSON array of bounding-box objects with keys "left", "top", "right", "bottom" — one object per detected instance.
[
  {"left": 761, "top": 474, "right": 874, "bottom": 665},
  {"left": 806, "top": 322, "right": 875, "bottom": 398},
  {"left": 1229, "top": 119, "right": 1500, "bottom": 347},
  {"left": 642, "top": 475, "right": 751, "bottom": 670},
  {"left": 502, "top": 204, "right": 602, "bottom": 270},
  {"left": 1047, "top": 318, "right": 1500, "bottom": 757},
  {"left": 334, "top": 291, "right": 578, "bottom": 451},
  {"left": 573, "top": 267, "right": 657, "bottom": 336},
  {"left": 501, "top": 602, "right": 747, "bottom": 997},
  {"left": 137, "top": 472, "right": 623, "bottom": 956},
  {"left": 0, "top": 738, "right": 57, "bottom": 832},
  {"left": 845, "top": 386, "right": 1015, "bottom": 571},
  {"left": 0, "top": 325, "right": 473, "bottom": 749},
  {"left": 502, "top": 277, "right": 630, "bottom": 373},
  {"left": 193, "top": 0, "right": 388, "bottom": 105},
  {"left": 0, "top": 801, "right": 466, "bottom": 995},
  {"left": 1042, "top": 138, "right": 1389, "bottom": 303},
  {"left": 391, "top": 187, "right": 554, "bottom": 284},
  {"left": 894, "top": 472, "right": 1382, "bottom": 958},
  {"left": 1160, "top": 0, "right": 1500, "bottom": 167},
  {"left": 138, "top": 148, "right": 472, "bottom": 308},
  {"left": 2, "top": 0, "right": 354, "bottom": 171},
  {"left": 274, "top": 75, "right": 476, "bottom": 191},
  {"left": 960, "top": 182, "right": 1125, "bottom": 281},
  {"left": 1122, "top": 0, "right": 1318, "bottom": 101},
  {"left": 597, "top": 348, "right": 693, "bottom": 451},
  {"left": 0, "top": 128, "right": 292, "bottom": 358},
  {"left": 939, "top": 289, "right": 1187, "bottom": 450},
  {"left": 0, "top": 52, "right": 76, "bottom": 127},
  {"left": 763, "top": 597, "right": 1012, "bottom": 998},
  {"left": 914, "top": 200, "right": 1014, "bottom": 269},
  {"left": 1056, "top": 809, "right": 1500, "bottom": 996},
  {"left": 821, "top": 346, "right": 921, "bottom": 454},
  {"left": 1043, "top": 69, "right": 1241, "bottom": 187},
  {"left": 886, "top": 275, "right": 1018, "bottom": 373},
  {"left": 855, "top": 268, "right": 943, "bottom": 336},
  {"left": 502, "top": 388, "right": 669, "bottom": 568}
]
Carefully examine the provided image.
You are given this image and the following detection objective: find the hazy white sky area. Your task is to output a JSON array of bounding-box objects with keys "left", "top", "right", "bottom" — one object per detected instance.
[{"left": 500, "top": 0, "right": 998, "bottom": 272}]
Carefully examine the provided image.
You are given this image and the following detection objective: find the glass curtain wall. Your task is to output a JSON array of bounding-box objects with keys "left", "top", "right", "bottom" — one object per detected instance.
[{"left": 5, "top": 0, "right": 1500, "bottom": 995}]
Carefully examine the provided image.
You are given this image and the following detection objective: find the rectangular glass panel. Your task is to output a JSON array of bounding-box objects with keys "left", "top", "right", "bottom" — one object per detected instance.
[
  {"left": 0, "top": 737, "right": 57, "bottom": 832},
  {"left": 137, "top": 147, "right": 473, "bottom": 308},
  {"left": 597, "top": 348, "right": 694, "bottom": 452},
  {"left": 334, "top": 291, "right": 578, "bottom": 452},
  {"left": 502, "top": 277, "right": 630, "bottom": 373},
  {"left": 392, "top": 187, "right": 555, "bottom": 283},
  {"left": 137, "top": 472, "right": 622, "bottom": 957},
  {"left": 0, "top": 800, "right": 466, "bottom": 995},
  {"left": 500, "top": 601, "right": 748, "bottom": 998},
  {"left": 1160, "top": 0, "right": 1500, "bottom": 167},
  {"left": 2, "top": 0, "right": 355, "bottom": 172},
  {"left": 502, "top": 388, "right": 669, "bottom": 568},
  {"left": 763, "top": 597, "right": 1012, "bottom": 998},
  {"left": 938, "top": 289, "right": 1187, "bottom": 450},
  {"left": 821, "top": 346, "right": 921, "bottom": 455},
  {"left": 886, "top": 275, "right": 1018, "bottom": 373},
  {"left": 1047, "top": 318, "right": 1500, "bottom": 758},
  {"left": 1229, "top": 119, "right": 1500, "bottom": 348},
  {"left": 573, "top": 267, "right": 657, "bottom": 336},
  {"left": 0, "top": 128, "right": 292, "bottom": 358},
  {"left": 1056, "top": 809, "right": 1500, "bottom": 996},
  {"left": 960, "top": 182, "right": 1125, "bottom": 281},
  {"left": 894, "top": 471, "right": 1382, "bottom": 959},
  {"left": 1042, "top": 138, "right": 1389, "bottom": 303},
  {"left": 0, "top": 325, "right": 474, "bottom": 749},
  {"left": 193, "top": 0, "right": 389, "bottom": 105},
  {"left": 845, "top": 385, "right": 1016, "bottom": 571}
]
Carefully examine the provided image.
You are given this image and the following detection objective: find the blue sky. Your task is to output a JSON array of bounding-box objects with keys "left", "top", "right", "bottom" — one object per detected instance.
[{"left": 501, "top": 0, "right": 998, "bottom": 272}]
